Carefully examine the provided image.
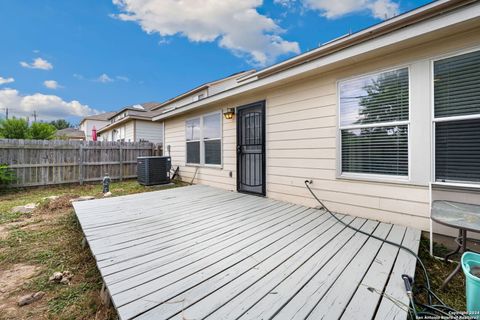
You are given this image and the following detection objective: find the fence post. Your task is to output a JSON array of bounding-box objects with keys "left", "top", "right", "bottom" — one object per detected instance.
[
  {"left": 79, "top": 143, "right": 84, "bottom": 185},
  {"left": 119, "top": 143, "right": 123, "bottom": 181}
]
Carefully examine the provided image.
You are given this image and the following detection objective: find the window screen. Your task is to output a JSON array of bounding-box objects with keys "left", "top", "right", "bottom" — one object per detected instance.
[
  {"left": 342, "top": 126, "right": 408, "bottom": 176},
  {"left": 186, "top": 118, "right": 200, "bottom": 164},
  {"left": 185, "top": 113, "right": 222, "bottom": 165},
  {"left": 434, "top": 50, "right": 480, "bottom": 118},
  {"left": 339, "top": 68, "right": 409, "bottom": 176},
  {"left": 434, "top": 50, "right": 480, "bottom": 183},
  {"left": 203, "top": 113, "right": 221, "bottom": 165},
  {"left": 435, "top": 119, "right": 480, "bottom": 183}
]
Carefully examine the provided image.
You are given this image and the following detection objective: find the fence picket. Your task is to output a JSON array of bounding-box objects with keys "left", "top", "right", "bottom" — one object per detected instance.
[{"left": 0, "top": 139, "right": 162, "bottom": 187}]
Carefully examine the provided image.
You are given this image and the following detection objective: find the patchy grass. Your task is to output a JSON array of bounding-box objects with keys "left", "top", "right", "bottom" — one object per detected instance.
[
  {"left": 414, "top": 236, "right": 466, "bottom": 312},
  {"left": 0, "top": 180, "right": 183, "bottom": 320}
]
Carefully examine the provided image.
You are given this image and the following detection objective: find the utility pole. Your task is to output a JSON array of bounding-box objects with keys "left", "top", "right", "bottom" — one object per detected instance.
[
  {"left": 5, "top": 108, "right": 8, "bottom": 120},
  {"left": 32, "top": 110, "right": 37, "bottom": 122}
]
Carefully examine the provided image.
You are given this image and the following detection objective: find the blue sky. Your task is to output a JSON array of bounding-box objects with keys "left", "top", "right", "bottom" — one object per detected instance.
[{"left": 0, "top": 0, "right": 431, "bottom": 124}]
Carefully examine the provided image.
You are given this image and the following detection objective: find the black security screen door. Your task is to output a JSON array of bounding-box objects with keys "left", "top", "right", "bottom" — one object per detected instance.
[{"left": 237, "top": 101, "right": 266, "bottom": 196}]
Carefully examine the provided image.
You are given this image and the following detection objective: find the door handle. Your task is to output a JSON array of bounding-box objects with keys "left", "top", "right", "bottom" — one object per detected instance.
[{"left": 237, "top": 145, "right": 241, "bottom": 154}]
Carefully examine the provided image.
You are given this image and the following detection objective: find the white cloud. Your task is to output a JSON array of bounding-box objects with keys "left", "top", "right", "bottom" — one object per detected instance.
[
  {"left": 43, "top": 80, "right": 62, "bottom": 89},
  {"left": 96, "top": 73, "right": 114, "bottom": 83},
  {"left": 112, "top": 0, "right": 300, "bottom": 66},
  {"left": 19, "top": 57, "right": 53, "bottom": 70},
  {"left": 0, "top": 76, "right": 15, "bottom": 85},
  {"left": 116, "top": 75, "right": 129, "bottom": 82},
  {"left": 0, "top": 88, "right": 102, "bottom": 121},
  {"left": 368, "top": 0, "right": 400, "bottom": 19},
  {"left": 302, "top": 0, "right": 399, "bottom": 19},
  {"left": 274, "top": 0, "right": 297, "bottom": 8}
]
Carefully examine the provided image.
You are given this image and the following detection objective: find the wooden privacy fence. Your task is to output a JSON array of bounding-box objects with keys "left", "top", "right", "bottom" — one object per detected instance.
[{"left": 0, "top": 139, "right": 162, "bottom": 187}]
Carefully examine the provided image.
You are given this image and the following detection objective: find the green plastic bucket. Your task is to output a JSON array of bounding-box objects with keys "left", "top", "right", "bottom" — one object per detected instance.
[{"left": 462, "top": 252, "right": 480, "bottom": 318}]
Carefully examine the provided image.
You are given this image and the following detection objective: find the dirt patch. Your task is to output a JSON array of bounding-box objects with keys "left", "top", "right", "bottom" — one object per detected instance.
[
  {"left": 0, "top": 264, "right": 40, "bottom": 297},
  {"left": 0, "top": 264, "right": 42, "bottom": 319},
  {"left": 34, "top": 195, "right": 77, "bottom": 215},
  {"left": 0, "top": 225, "right": 8, "bottom": 240}
]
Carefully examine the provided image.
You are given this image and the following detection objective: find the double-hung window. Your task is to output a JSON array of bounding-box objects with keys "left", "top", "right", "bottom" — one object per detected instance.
[
  {"left": 339, "top": 67, "right": 410, "bottom": 178},
  {"left": 433, "top": 49, "right": 480, "bottom": 184},
  {"left": 186, "top": 112, "right": 222, "bottom": 165}
]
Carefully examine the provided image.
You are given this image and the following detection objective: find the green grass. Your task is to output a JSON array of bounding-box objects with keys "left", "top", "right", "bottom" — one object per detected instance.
[
  {"left": 414, "top": 236, "right": 466, "bottom": 312},
  {"left": 0, "top": 179, "right": 183, "bottom": 320},
  {"left": 0, "top": 180, "right": 173, "bottom": 224}
]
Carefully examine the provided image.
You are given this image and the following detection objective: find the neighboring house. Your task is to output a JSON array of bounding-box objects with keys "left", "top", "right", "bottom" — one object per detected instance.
[
  {"left": 79, "top": 112, "right": 115, "bottom": 141},
  {"left": 55, "top": 128, "right": 85, "bottom": 141},
  {"left": 97, "top": 70, "right": 255, "bottom": 145},
  {"left": 151, "top": 0, "right": 480, "bottom": 235},
  {"left": 97, "top": 102, "right": 165, "bottom": 144}
]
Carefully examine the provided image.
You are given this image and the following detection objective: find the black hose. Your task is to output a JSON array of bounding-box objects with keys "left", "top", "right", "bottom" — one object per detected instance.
[
  {"left": 305, "top": 180, "right": 464, "bottom": 319},
  {"left": 304, "top": 179, "right": 462, "bottom": 317},
  {"left": 304, "top": 180, "right": 431, "bottom": 291}
]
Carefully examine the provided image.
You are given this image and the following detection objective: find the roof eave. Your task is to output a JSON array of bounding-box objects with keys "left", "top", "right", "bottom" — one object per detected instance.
[{"left": 97, "top": 116, "right": 153, "bottom": 133}]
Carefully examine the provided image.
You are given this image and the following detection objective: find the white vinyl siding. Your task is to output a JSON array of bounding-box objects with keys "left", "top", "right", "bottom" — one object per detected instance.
[{"left": 135, "top": 121, "right": 164, "bottom": 144}]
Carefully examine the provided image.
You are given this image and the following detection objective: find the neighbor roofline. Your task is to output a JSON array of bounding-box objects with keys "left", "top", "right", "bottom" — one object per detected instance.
[
  {"left": 79, "top": 113, "right": 115, "bottom": 125},
  {"left": 107, "top": 105, "right": 154, "bottom": 120},
  {"left": 151, "top": 0, "right": 480, "bottom": 122},
  {"left": 97, "top": 116, "right": 153, "bottom": 134},
  {"left": 150, "top": 85, "right": 209, "bottom": 111},
  {"left": 150, "top": 70, "right": 256, "bottom": 111}
]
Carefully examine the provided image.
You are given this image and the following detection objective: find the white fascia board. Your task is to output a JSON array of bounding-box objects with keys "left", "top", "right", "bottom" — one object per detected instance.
[{"left": 152, "top": 3, "right": 480, "bottom": 122}]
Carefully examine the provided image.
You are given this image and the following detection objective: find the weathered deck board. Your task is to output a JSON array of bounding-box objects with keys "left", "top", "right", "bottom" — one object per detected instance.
[{"left": 73, "top": 185, "right": 420, "bottom": 320}]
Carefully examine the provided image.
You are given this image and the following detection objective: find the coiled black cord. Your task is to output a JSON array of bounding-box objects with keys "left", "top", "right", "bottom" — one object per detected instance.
[{"left": 304, "top": 180, "right": 459, "bottom": 318}]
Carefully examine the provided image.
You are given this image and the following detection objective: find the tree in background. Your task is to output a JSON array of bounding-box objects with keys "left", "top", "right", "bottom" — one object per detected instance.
[
  {"left": 0, "top": 118, "right": 29, "bottom": 139},
  {"left": 0, "top": 118, "right": 57, "bottom": 140},
  {"left": 28, "top": 122, "right": 57, "bottom": 140},
  {"left": 50, "top": 119, "right": 72, "bottom": 130}
]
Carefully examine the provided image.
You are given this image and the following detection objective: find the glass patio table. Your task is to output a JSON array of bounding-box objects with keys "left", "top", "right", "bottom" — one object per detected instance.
[{"left": 431, "top": 200, "right": 480, "bottom": 289}]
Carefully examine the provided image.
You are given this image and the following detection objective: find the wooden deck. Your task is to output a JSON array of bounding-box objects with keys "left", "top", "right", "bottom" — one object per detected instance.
[{"left": 73, "top": 185, "right": 420, "bottom": 320}]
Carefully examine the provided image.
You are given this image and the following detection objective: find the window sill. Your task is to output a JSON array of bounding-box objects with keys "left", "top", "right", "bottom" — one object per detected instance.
[
  {"left": 431, "top": 181, "right": 480, "bottom": 190},
  {"left": 337, "top": 173, "right": 412, "bottom": 185},
  {"left": 186, "top": 163, "right": 223, "bottom": 170}
]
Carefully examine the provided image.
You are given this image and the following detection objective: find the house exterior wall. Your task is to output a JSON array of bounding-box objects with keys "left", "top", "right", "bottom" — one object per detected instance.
[
  {"left": 80, "top": 119, "right": 109, "bottom": 141},
  {"left": 99, "top": 120, "right": 163, "bottom": 144},
  {"left": 100, "top": 123, "right": 131, "bottom": 142},
  {"left": 125, "top": 121, "right": 135, "bottom": 141},
  {"left": 163, "top": 26, "right": 480, "bottom": 232},
  {"left": 135, "top": 120, "right": 164, "bottom": 144}
]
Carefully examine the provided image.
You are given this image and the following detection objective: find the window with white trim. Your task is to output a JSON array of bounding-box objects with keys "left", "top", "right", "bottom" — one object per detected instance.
[
  {"left": 186, "top": 113, "right": 222, "bottom": 165},
  {"left": 186, "top": 118, "right": 201, "bottom": 164},
  {"left": 433, "top": 49, "right": 480, "bottom": 183},
  {"left": 339, "top": 67, "right": 409, "bottom": 177}
]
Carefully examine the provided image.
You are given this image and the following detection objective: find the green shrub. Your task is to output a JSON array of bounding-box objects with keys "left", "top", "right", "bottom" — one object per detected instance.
[
  {"left": 0, "top": 164, "right": 16, "bottom": 187},
  {"left": 28, "top": 122, "right": 57, "bottom": 140},
  {"left": 0, "top": 118, "right": 29, "bottom": 139}
]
